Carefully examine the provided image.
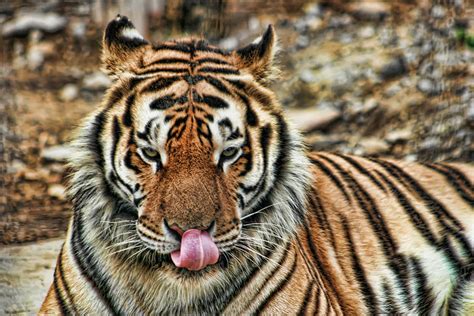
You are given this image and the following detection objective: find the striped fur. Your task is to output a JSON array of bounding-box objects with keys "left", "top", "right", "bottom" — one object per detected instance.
[{"left": 41, "top": 16, "right": 474, "bottom": 315}]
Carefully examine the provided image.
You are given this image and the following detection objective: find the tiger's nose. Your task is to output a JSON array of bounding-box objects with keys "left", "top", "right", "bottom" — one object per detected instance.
[{"left": 164, "top": 219, "right": 216, "bottom": 237}]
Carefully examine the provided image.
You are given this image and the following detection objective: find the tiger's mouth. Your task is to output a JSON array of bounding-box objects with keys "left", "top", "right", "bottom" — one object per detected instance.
[
  {"left": 135, "top": 219, "right": 241, "bottom": 271},
  {"left": 170, "top": 229, "right": 220, "bottom": 271}
]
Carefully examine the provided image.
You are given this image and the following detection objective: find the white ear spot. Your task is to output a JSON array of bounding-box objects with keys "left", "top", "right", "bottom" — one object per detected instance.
[
  {"left": 121, "top": 27, "right": 144, "bottom": 40},
  {"left": 252, "top": 36, "right": 262, "bottom": 44}
]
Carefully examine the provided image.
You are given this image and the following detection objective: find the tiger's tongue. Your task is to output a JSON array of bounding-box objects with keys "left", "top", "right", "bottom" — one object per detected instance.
[{"left": 171, "top": 229, "right": 219, "bottom": 271}]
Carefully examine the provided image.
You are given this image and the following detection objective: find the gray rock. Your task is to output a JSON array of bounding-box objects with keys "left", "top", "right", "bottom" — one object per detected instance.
[
  {"left": 82, "top": 71, "right": 112, "bottom": 90},
  {"left": 359, "top": 26, "right": 375, "bottom": 39},
  {"left": 26, "top": 46, "right": 44, "bottom": 70},
  {"left": 299, "top": 69, "right": 316, "bottom": 83},
  {"left": 431, "top": 5, "right": 446, "bottom": 19},
  {"left": 219, "top": 37, "right": 238, "bottom": 50},
  {"left": 378, "top": 56, "right": 407, "bottom": 80},
  {"left": 2, "top": 12, "right": 67, "bottom": 37},
  {"left": 41, "top": 145, "right": 74, "bottom": 162},
  {"left": 286, "top": 107, "right": 341, "bottom": 132},
  {"left": 357, "top": 137, "right": 390, "bottom": 155},
  {"left": 71, "top": 21, "right": 86, "bottom": 39},
  {"left": 48, "top": 184, "right": 66, "bottom": 200},
  {"left": 328, "top": 15, "right": 352, "bottom": 28},
  {"left": 59, "top": 84, "right": 79, "bottom": 102},
  {"left": 385, "top": 129, "right": 411, "bottom": 143},
  {"left": 383, "top": 83, "right": 402, "bottom": 97},
  {"left": 0, "top": 240, "right": 63, "bottom": 315},
  {"left": 296, "top": 35, "right": 310, "bottom": 48},
  {"left": 349, "top": 1, "right": 390, "bottom": 21},
  {"left": 417, "top": 78, "right": 441, "bottom": 96},
  {"left": 306, "top": 134, "right": 346, "bottom": 151}
]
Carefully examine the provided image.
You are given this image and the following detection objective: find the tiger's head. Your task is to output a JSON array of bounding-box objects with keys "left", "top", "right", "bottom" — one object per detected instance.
[{"left": 69, "top": 15, "right": 310, "bottom": 274}]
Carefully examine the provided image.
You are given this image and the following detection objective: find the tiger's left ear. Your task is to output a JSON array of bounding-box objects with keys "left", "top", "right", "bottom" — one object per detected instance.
[
  {"left": 102, "top": 15, "right": 149, "bottom": 78},
  {"left": 235, "top": 25, "right": 279, "bottom": 84}
]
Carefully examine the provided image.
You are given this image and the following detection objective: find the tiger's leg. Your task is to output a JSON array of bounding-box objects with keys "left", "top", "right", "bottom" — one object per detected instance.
[
  {"left": 39, "top": 245, "right": 76, "bottom": 315},
  {"left": 448, "top": 273, "right": 474, "bottom": 315},
  {"left": 39, "top": 283, "right": 63, "bottom": 315}
]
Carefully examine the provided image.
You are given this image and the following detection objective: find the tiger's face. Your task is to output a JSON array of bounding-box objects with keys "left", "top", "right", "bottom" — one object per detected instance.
[
  {"left": 73, "top": 15, "right": 308, "bottom": 274},
  {"left": 129, "top": 63, "right": 248, "bottom": 268}
]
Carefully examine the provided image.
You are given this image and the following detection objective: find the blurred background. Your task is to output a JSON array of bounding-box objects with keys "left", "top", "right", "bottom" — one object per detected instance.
[{"left": 0, "top": 0, "right": 472, "bottom": 313}]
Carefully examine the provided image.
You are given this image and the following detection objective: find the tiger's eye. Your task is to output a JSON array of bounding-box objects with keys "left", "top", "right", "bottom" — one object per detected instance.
[
  {"left": 143, "top": 148, "right": 159, "bottom": 159},
  {"left": 222, "top": 147, "right": 238, "bottom": 158}
]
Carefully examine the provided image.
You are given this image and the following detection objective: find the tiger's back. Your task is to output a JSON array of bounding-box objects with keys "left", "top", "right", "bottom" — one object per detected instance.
[
  {"left": 40, "top": 16, "right": 473, "bottom": 315},
  {"left": 297, "top": 153, "right": 474, "bottom": 314}
]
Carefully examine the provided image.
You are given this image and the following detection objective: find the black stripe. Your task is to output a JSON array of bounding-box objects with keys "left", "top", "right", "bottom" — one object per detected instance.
[
  {"left": 89, "top": 111, "right": 107, "bottom": 169},
  {"left": 422, "top": 163, "right": 473, "bottom": 206},
  {"left": 111, "top": 117, "right": 134, "bottom": 195},
  {"left": 301, "top": 221, "right": 348, "bottom": 313},
  {"left": 237, "top": 129, "right": 253, "bottom": 179},
  {"left": 136, "top": 118, "right": 157, "bottom": 141},
  {"left": 333, "top": 154, "right": 387, "bottom": 193},
  {"left": 316, "top": 155, "right": 415, "bottom": 307},
  {"left": 53, "top": 276, "right": 68, "bottom": 315},
  {"left": 196, "top": 57, "right": 231, "bottom": 65},
  {"left": 198, "top": 67, "right": 239, "bottom": 75},
  {"left": 237, "top": 241, "right": 292, "bottom": 312},
  {"left": 315, "top": 287, "right": 323, "bottom": 315},
  {"left": 317, "top": 155, "right": 396, "bottom": 253},
  {"left": 136, "top": 68, "right": 188, "bottom": 75},
  {"left": 370, "top": 159, "right": 463, "bottom": 230},
  {"left": 273, "top": 114, "right": 290, "bottom": 186},
  {"left": 149, "top": 95, "right": 175, "bottom": 110},
  {"left": 146, "top": 57, "right": 190, "bottom": 65},
  {"left": 124, "top": 149, "right": 141, "bottom": 174},
  {"left": 255, "top": 253, "right": 298, "bottom": 313},
  {"left": 236, "top": 92, "right": 258, "bottom": 127},
  {"left": 225, "top": 78, "right": 246, "bottom": 91},
  {"left": 204, "top": 76, "right": 231, "bottom": 94},
  {"left": 440, "top": 235, "right": 464, "bottom": 273},
  {"left": 105, "top": 85, "right": 126, "bottom": 109},
  {"left": 439, "top": 164, "right": 473, "bottom": 192},
  {"left": 122, "top": 94, "right": 135, "bottom": 127},
  {"left": 341, "top": 216, "right": 378, "bottom": 315},
  {"left": 57, "top": 247, "right": 79, "bottom": 315},
  {"left": 310, "top": 158, "right": 352, "bottom": 205},
  {"left": 447, "top": 264, "right": 474, "bottom": 313},
  {"left": 218, "top": 118, "right": 232, "bottom": 130},
  {"left": 153, "top": 43, "right": 192, "bottom": 53},
  {"left": 373, "top": 170, "right": 438, "bottom": 247},
  {"left": 382, "top": 281, "right": 400, "bottom": 315},
  {"left": 295, "top": 237, "right": 317, "bottom": 281},
  {"left": 71, "top": 212, "right": 117, "bottom": 313},
  {"left": 370, "top": 159, "right": 472, "bottom": 258},
  {"left": 410, "top": 256, "right": 435, "bottom": 315},
  {"left": 308, "top": 189, "right": 339, "bottom": 259},
  {"left": 141, "top": 76, "right": 180, "bottom": 93},
  {"left": 297, "top": 282, "right": 315, "bottom": 316},
  {"left": 239, "top": 124, "right": 271, "bottom": 197},
  {"left": 197, "top": 94, "right": 229, "bottom": 109}
]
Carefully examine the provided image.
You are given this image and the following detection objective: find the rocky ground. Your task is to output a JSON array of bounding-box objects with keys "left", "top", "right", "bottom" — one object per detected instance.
[{"left": 0, "top": 0, "right": 472, "bottom": 314}]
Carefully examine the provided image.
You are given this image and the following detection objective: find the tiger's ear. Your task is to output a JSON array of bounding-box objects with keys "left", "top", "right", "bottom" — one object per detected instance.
[
  {"left": 102, "top": 15, "right": 149, "bottom": 78},
  {"left": 235, "top": 25, "right": 279, "bottom": 84}
]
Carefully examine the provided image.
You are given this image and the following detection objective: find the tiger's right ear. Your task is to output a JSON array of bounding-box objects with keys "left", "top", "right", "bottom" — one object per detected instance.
[{"left": 102, "top": 15, "right": 149, "bottom": 78}]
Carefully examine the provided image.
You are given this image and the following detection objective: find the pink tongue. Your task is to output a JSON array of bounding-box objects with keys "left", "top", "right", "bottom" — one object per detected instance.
[{"left": 171, "top": 229, "right": 219, "bottom": 271}]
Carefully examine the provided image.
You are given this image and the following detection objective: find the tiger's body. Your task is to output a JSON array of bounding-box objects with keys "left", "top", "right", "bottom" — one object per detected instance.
[{"left": 41, "top": 16, "right": 473, "bottom": 315}]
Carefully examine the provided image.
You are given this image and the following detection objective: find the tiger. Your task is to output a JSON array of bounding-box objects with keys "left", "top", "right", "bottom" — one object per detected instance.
[{"left": 40, "top": 15, "right": 473, "bottom": 315}]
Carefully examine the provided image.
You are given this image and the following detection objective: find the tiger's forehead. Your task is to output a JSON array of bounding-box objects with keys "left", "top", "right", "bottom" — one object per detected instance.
[
  {"left": 140, "top": 39, "right": 238, "bottom": 73},
  {"left": 130, "top": 40, "right": 248, "bottom": 150}
]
